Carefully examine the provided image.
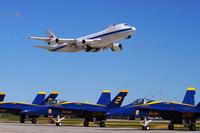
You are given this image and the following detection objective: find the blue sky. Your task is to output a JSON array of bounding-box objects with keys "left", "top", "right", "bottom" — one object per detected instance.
[{"left": 0, "top": 0, "right": 200, "bottom": 105}]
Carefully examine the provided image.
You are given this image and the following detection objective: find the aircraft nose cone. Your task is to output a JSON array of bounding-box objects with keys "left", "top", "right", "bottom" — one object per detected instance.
[{"left": 132, "top": 27, "right": 136, "bottom": 31}]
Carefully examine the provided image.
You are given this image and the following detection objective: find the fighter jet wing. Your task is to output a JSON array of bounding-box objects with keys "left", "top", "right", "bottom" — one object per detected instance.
[
  {"left": 50, "top": 102, "right": 107, "bottom": 113},
  {"left": 135, "top": 104, "right": 197, "bottom": 113}
]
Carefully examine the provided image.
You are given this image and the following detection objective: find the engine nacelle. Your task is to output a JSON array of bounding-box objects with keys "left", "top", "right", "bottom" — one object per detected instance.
[
  {"left": 77, "top": 39, "right": 87, "bottom": 45},
  {"left": 82, "top": 39, "right": 86, "bottom": 44},
  {"left": 111, "top": 43, "right": 123, "bottom": 51},
  {"left": 47, "top": 38, "right": 60, "bottom": 45},
  {"left": 55, "top": 38, "right": 59, "bottom": 43}
]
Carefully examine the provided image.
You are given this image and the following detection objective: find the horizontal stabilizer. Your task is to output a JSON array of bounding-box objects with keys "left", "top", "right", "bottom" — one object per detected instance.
[{"left": 28, "top": 36, "right": 50, "bottom": 41}]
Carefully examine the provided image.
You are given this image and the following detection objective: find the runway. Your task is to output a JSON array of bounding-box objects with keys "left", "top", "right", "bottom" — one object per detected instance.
[{"left": 0, "top": 123, "right": 195, "bottom": 133}]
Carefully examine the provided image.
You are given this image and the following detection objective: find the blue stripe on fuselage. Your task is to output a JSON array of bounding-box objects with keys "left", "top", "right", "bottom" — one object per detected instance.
[
  {"left": 89, "top": 28, "right": 133, "bottom": 39},
  {"left": 51, "top": 45, "right": 67, "bottom": 52}
]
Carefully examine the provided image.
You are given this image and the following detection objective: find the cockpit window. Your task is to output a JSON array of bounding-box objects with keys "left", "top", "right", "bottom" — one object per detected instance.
[
  {"left": 130, "top": 98, "right": 154, "bottom": 105},
  {"left": 124, "top": 23, "right": 128, "bottom": 26},
  {"left": 106, "top": 24, "right": 116, "bottom": 30},
  {"left": 46, "top": 99, "right": 58, "bottom": 105}
]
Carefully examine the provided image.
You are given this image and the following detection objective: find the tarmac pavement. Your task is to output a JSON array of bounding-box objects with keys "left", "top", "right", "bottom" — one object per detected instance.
[{"left": 0, "top": 123, "right": 196, "bottom": 133}]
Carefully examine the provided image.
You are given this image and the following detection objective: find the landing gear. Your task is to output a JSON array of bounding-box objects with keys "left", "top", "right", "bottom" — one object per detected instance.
[
  {"left": 183, "top": 119, "right": 197, "bottom": 131},
  {"left": 20, "top": 118, "right": 25, "bottom": 123},
  {"left": 54, "top": 115, "right": 66, "bottom": 126},
  {"left": 20, "top": 115, "right": 26, "bottom": 123},
  {"left": 83, "top": 121, "right": 89, "bottom": 127},
  {"left": 168, "top": 122, "right": 174, "bottom": 130},
  {"left": 99, "top": 121, "right": 105, "bottom": 127},
  {"left": 56, "top": 122, "right": 62, "bottom": 126},
  {"left": 189, "top": 124, "right": 196, "bottom": 131},
  {"left": 140, "top": 118, "right": 152, "bottom": 130},
  {"left": 92, "top": 48, "right": 100, "bottom": 52},
  {"left": 142, "top": 125, "right": 150, "bottom": 130},
  {"left": 31, "top": 118, "right": 37, "bottom": 124},
  {"left": 85, "top": 45, "right": 92, "bottom": 52},
  {"left": 127, "top": 35, "right": 131, "bottom": 39}
]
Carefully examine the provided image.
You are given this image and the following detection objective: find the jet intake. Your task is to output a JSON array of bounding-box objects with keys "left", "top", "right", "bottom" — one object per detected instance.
[
  {"left": 82, "top": 39, "right": 86, "bottom": 44},
  {"left": 55, "top": 38, "right": 59, "bottom": 43}
]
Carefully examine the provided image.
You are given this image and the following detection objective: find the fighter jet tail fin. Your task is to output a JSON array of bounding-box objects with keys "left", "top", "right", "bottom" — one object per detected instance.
[
  {"left": 196, "top": 102, "right": 200, "bottom": 109},
  {"left": 32, "top": 92, "right": 46, "bottom": 105},
  {"left": 0, "top": 92, "right": 6, "bottom": 102},
  {"left": 182, "top": 87, "right": 196, "bottom": 105},
  {"left": 40, "top": 91, "right": 59, "bottom": 105},
  {"left": 97, "top": 90, "right": 111, "bottom": 105},
  {"left": 107, "top": 90, "right": 128, "bottom": 108}
]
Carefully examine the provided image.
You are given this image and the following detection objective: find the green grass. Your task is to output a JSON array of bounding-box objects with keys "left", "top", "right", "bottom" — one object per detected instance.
[{"left": 0, "top": 114, "right": 200, "bottom": 130}]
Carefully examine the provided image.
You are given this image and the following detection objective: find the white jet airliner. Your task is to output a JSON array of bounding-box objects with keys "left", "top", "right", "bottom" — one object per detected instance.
[{"left": 29, "top": 23, "right": 136, "bottom": 52}]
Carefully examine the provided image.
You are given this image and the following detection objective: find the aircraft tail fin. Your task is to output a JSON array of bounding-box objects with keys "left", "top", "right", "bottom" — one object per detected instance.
[
  {"left": 196, "top": 102, "right": 200, "bottom": 109},
  {"left": 107, "top": 90, "right": 128, "bottom": 108},
  {"left": 0, "top": 92, "right": 6, "bottom": 102},
  {"left": 97, "top": 90, "right": 111, "bottom": 105},
  {"left": 32, "top": 92, "right": 46, "bottom": 105},
  {"left": 40, "top": 91, "right": 59, "bottom": 105},
  {"left": 182, "top": 87, "right": 196, "bottom": 105}
]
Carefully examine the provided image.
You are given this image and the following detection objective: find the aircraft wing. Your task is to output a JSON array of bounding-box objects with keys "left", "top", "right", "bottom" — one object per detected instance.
[
  {"left": 135, "top": 104, "right": 198, "bottom": 113},
  {"left": 29, "top": 36, "right": 76, "bottom": 44},
  {"left": 52, "top": 103, "right": 107, "bottom": 113},
  {"left": 79, "top": 38, "right": 102, "bottom": 48},
  {"left": 56, "top": 38, "right": 76, "bottom": 44},
  {"left": 34, "top": 45, "right": 52, "bottom": 50}
]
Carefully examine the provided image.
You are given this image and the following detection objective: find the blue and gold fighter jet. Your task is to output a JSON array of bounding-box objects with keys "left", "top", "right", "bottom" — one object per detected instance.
[
  {"left": 22, "top": 90, "right": 128, "bottom": 127},
  {"left": 106, "top": 87, "right": 198, "bottom": 131},
  {"left": 135, "top": 87, "right": 200, "bottom": 131},
  {"left": 0, "top": 91, "right": 59, "bottom": 124}
]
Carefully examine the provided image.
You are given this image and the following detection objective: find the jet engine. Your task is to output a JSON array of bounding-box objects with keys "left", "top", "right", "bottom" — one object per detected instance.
[{"left": 111, "top": 43, "right": 123, "bottom": 51}]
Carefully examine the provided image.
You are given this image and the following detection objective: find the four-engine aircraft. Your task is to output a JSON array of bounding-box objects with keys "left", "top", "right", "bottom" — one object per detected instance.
[{"left": 29, "top": 23, "right": 136, "bottom": 52}]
